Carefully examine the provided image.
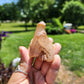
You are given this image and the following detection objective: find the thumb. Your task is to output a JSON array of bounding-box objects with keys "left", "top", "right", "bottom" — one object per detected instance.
[{"left": 19, "top": 46, "right": 33, "bottom": 73}]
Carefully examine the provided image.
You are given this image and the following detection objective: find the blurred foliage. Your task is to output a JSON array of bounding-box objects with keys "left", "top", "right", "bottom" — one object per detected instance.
[
  {"left": 52, "top": 18, "right": 63, "bottom": 28},
  {"left": 0, "top": 0, "right": 84, "bottom": 26},
  {"left": 16, "top": 0, "right": 55, "bottom": 30},
  {"left": 17, "top": 0, "right": 55, "bottom": 22},
  {"left": 80, "top": 0, "right": 84, "bottom": 3},
  {"left": 62, "top": 1, "right": 84, "bottom": 25},
  {"left": 46, "top": 18, "right": 63, "bottom": 34},
  {"left": 0, "top": 2, "right": 20, "bottom": 21}
]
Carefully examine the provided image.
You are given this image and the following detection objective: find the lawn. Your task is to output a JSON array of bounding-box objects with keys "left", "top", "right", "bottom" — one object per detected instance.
[{"left": 0, "top": 22, "right": 84, "bottom": 73}]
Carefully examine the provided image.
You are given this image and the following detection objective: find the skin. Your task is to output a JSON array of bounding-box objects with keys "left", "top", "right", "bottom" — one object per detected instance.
[{"left": 8, "top": 38, "right": 61, "bottom": 84}]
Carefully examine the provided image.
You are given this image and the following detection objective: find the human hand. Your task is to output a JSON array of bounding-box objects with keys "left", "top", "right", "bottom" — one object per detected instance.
[{"left": 8, "top": 38, "right": 61, "bottom": 84}]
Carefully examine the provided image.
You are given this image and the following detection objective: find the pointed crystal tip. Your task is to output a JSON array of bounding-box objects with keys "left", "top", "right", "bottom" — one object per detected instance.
[{"left": 38, "top": 21, "right": 46, "bottom": 26}]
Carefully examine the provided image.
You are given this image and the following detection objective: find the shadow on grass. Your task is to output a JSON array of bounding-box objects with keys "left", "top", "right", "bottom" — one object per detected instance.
[
  {"left": 13, "top": 24, "right": 36, "bottom": 28},
  {"left": 8, "top": 29, "right": 35, "bottom": 33},
  {"left": 77, "top": 28, "right": 84, "bottom": 30}
]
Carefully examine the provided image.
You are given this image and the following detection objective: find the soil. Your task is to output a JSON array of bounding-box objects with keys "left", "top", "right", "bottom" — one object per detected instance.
[{"left": 55, "top": 64, "right": 84, "bottom": 84}]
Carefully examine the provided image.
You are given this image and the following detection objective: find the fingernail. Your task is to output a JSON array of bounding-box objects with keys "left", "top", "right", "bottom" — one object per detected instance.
[
  {"left": 19, "top": 46, "right": 24, "bottom": 56},
  {"left": 48, "top": 37, "right": 53, "bottom": 43}
]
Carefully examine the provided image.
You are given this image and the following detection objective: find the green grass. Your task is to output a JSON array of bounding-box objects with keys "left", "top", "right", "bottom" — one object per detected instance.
[
  {"left": 0, "top": 22, "right": 35, "bottom": 32},
  {"left": 0, "top": 32, "right": 34, "bottom": 67},
  {"left": 0, "top": 22, "right": 84, "bottom": 74},
  {"left": 50, "top": 34, "right": 84, "bottom": 71}
]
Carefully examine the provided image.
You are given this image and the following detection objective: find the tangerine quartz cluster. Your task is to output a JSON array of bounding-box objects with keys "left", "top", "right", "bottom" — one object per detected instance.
[{"left": 29, "top": 21, "right": 55, "bottom": 62}]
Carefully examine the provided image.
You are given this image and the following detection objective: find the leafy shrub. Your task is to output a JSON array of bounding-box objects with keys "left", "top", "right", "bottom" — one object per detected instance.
[
  {"left": 52, "top": 18, "right": 63, "bottom": 28},
  {"left": 46, "top": 26, "right": 63, "bottom": 34},
  {"left": 62, "top": 1, "right": 84, "bottom": 25},
  {"left": 46, "top": 23, "right": 53, "bottom": 27},
  {"left": 46, "top": 18, "right": 63, "bottom": 34},
  {"left": 46, "top": 26, "right": 56, "bottom": 34}
]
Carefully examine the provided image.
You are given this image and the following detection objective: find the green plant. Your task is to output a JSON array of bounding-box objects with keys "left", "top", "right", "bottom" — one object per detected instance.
[
  {"left": 46, "top": 26, "right": 56, "bottom": 34},
  {"left": 46, "top": 18, "right": 63, "bottom": 34},
  {"left": 52, "top": 18, "right": 63, "bottom": 28},
  {"left": 46, "top": 26, "right": 63, "bottom": 34}
]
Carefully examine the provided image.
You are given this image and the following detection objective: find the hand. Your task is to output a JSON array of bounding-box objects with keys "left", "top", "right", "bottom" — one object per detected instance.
[{"left": 8, "top": 38, "right": 61, "bottom": 84}]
